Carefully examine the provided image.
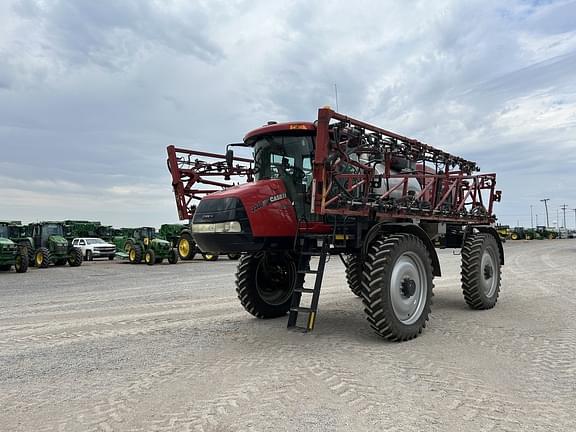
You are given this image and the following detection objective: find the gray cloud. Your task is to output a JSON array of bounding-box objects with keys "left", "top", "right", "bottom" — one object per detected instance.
[{"left": 1, "top": 0, "right": 575, "bottom": 228}]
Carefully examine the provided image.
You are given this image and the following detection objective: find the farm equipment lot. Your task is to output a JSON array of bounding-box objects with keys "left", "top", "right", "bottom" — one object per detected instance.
[{"left": 1, "top": 241, "right": 575, "bottom": 431}]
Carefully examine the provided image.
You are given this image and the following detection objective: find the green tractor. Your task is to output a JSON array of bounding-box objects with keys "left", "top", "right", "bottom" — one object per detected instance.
[
  {"left": 162, "top": 223, "right": 240, "bottom": 261},
  {"left": 28, "top": 222, "right": 83, "bottom": 268},
  {"left": 115, "top": 227, "right": 178, "bottom": 265},
  {"left": 0, "top": 223, "right": 29, "bottom": 273}
]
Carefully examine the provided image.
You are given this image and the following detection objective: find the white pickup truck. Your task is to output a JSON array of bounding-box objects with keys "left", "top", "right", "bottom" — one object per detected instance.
[{"left": 71, "top": 238, "right": 116, "bottom": 261}]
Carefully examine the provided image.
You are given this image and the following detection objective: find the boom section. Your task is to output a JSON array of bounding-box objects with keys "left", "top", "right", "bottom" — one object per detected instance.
[
  {"left": 167, "top": 146, "right": 254, "bottom": 220},
  {"left": 312, "top": 108, "right": 501, "bottom": 223}
]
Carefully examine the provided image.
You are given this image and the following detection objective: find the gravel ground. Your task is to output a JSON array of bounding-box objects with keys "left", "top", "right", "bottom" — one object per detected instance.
[{"left": 1, "top": 240, "right": 575, "bottom": 431}]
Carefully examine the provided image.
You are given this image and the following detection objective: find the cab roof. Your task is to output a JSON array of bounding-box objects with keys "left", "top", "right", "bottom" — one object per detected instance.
[{"left": 243, "top": 121, "right": 316, "bottom": 144}]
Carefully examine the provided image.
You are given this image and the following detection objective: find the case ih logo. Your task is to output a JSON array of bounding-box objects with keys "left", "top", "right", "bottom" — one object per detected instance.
[{"left": 252, "top": 193, "right": 288, "bottom": 213}]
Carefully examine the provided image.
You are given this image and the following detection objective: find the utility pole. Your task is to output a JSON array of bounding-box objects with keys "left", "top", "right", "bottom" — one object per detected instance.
[
  {"left": 572, "top": 208, "right": 576, "bottom": 229},
  {"left": 560, "top": 204, "right": 568, "bottom": 228},
  {"left": 540, "top": 198, "right": 550, "bottom": 227},
  {"left": 530, "top": 205, "right": 534, "bottom": 229}
]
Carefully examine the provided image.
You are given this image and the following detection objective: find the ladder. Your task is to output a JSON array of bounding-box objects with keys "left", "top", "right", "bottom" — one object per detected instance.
[{"left": 287, "top": 237, "right": 330, "bottom": 332}]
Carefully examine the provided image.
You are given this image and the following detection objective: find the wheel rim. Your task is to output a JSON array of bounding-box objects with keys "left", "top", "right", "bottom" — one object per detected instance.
[
  {"left": 204, "top": 254, "right": 214, "bottom": 260},
  {"left": 35, "top": 252, "right": 43, "bottom": 266},
  {"left": 129, "top": 249, "right": 136, "bottom": 261},
  {"left": 179, "top": 239, "right": 190, "bottom": 257},
  {"left": 15, "top": 256, "right": 21, "bottom": 270},
  {"left": 480, "top": 248, "right": 498, "bottom": 297},
  {"left": 390, "top": 251, "right": 427, "bottom": 325},
  {"left": 146, "top": 253, "right": 151, "bottom": 263},
  {"left": 255, "top": 255, "right": 295, "bottom": 305}
]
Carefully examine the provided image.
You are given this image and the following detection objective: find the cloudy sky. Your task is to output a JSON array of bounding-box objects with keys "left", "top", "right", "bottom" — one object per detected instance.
[{"left": 1, "top": 0, "right": 575, "bottom": 228}]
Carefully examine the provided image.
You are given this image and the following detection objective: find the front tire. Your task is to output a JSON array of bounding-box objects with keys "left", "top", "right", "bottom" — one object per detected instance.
[
  {"left": 361, "top": 234, "right": 434, "bottom": 342},
  {"left": 128, "top": 245, "right": 143, "bottom": 264},
  {"left": 168, "top": 248, "right": 179, "bottom": 264},
  {"left": 68, "top": 247, "right": 83, "bottom": 267},
  {"left": 178, "top": 233, "right": 196, "bottom": 260},
  {"left": 235, "top": 252, "right": 303, "bottom": 318},
  {"left": 35, "top": 247, "right": 51, "bottom": 269},
  {"left": 15, "top": 250, "right": 29, "bottom": 273},
  {"left": 145, "top": 249, "right": 156, "bottom": 266},
  {"left": 461, "top": 233, "right": 501, "bottom": 310}
]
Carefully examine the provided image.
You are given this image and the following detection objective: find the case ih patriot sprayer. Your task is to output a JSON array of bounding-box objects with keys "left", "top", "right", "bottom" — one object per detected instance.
[{"left": 167, "top": 107, "right": 503, "bottom": 341}]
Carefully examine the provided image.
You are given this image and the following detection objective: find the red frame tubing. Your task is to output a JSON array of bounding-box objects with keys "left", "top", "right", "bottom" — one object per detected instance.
[{"left": 311, "top": 108, "right": 500, "bottom": 224}]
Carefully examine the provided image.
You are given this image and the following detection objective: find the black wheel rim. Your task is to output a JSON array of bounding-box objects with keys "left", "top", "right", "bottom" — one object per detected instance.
[{"left": 255, "top": 254, "right": 295, "bottom": 305}]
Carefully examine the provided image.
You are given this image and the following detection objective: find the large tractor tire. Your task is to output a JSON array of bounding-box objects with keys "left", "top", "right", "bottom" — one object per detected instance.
[
  {"left": 178, "top": 233, "right": 196, "bottom": 260},
  {"left": 145, "top": 249, "right": 156, "bottom": 266},
  {"left": 35, "top": 247, "right": 51, "bottom": 269},
  {"left": 15, "top": 250, "right": 29, "bottom": 273},
  {"left": 510, "top": 232, "right": 519, "bottom": 240},
  {"left": 168, "top": 248, "right": 179, "bottom": 264},
  {"left": 345, "top": 254, "right": 363, "bottom": 297},
  {"left": 202, "top": 253, "right": 219, "bottom": 261},
  {"left": 68, "top": 247, "right": 83, "bottom": 267},
  {"left": 461, "top": 233, "right": 501, "bottom": 310},
  {"left": 128, "top": 245, "right": 143, "bottom": 264},
  {"left": 361, "top": 234, "right": 434, "bottom": 342},
  {"left": 235, "top": 252, "right": 303, "bottom": 318}
]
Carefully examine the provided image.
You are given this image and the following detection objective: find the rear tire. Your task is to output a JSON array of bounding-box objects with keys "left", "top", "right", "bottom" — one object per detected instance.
[
  {"left": 345, "top": 254, "right": 363, "bottom": 297},
  {"left": 145, "top": 249, "right": 156, "bottom": 266},
  {"left": 461, "top": 233, "right": 501, "bottom": 310},
  {"left": 129, "top": 245, "right": 143, "bottom": 264},
  {"left": 168, "top": 248, "right": 179, "bottom": 264},
  {"left": 178, "top": 233, "right": 196, "bottom": 260},
  {"left": 15, "top": 250, "right": 29, "bottom": 273},
  {"left": 35, "top": 247, "right": 51, "bottom": 268},
  {"left": 361, "top": 234, "right": 434, "bottom": 342},
  {"left": 235, "top": 252, "right": 303, "bottom": 318},
  {"left": 68, "top": 247, "right": 83, "bottom": 267}
]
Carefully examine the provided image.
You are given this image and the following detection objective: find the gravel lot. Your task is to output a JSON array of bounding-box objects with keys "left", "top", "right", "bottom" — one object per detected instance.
[{"left": 1, "top": 240, "right": 575, "bottom": 431}]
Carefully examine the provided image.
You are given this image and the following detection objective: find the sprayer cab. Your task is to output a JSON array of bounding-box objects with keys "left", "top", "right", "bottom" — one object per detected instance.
[{"left": 191, "top": 121, "right": 317, "bottom": 254}]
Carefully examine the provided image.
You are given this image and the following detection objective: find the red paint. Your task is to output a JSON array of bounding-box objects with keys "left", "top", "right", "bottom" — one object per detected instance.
[
  {"left": 202, "top": 179, "right": 298, "bottom": 237},
  {"left": 244, "top": 122, "right": 316, "bottom": 143}
]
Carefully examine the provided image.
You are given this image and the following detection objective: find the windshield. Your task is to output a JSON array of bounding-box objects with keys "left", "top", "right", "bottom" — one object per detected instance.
[
  {"left": 0, "top": 226, "right": 8, "bottom": 238},
  {"left": 253, "top": 135, "right": 314, "bottom": 183},
  {"left": 44, "top": 224, "right": 64, "bottom": 237},
  {"left": 86, "top": 239, "right": 106, "bottom": 245}
]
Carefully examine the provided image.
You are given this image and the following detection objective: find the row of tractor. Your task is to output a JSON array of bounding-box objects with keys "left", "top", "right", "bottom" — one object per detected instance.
[
  {"left": 496, "top": 225, "right": 572, "bottom": 241},
  {"left": 0, "top": 220, "right": 240, "bottom": 273}
]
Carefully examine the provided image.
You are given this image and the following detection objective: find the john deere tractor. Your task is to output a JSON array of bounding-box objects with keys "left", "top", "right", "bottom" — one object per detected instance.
[
  {"left": 117, "top": 227, "right": 178, "bottom": 265},
  {"left": 28, "top": 222, "right": 83, "bottom": 268},
  {"left": 0, "top": 223, "right": 29, "bottom": 273}
]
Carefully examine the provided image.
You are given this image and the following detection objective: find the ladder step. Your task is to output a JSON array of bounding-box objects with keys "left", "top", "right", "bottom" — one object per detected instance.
[
  {"left": 290, "top": 306, "right": 313, "bottom": 313},
  {"left": 294, "top": 288, "right": 315, "bottom": 294},
  {"left": 297, "top": 269, "right": 318, "bottom": 274}
]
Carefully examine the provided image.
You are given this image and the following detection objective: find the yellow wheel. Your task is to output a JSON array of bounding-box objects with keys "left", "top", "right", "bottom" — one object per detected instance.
[
  {"left": 129, "top": 248, "right": 136, "bottom": 261},
  {"left": 35, "top": 252, "right": 43, "bottom": 266},
  {"left": 145, "top": 250, "right": 155, "bottom": 266},
  {"left": 178, "top": 238, "right": 190, "bottom": 258},
  {"left": 511, "top": 233, "right": 519, "bottom": 240}
]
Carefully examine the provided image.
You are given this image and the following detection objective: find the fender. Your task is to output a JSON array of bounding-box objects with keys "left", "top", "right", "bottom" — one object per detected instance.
[{"left": 362, "top": 222, "right": 442, "bottom": 277}]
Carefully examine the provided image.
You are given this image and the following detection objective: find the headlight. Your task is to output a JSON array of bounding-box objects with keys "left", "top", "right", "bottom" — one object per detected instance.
[{"left": 192, "top": 221, "right": 242, "bottom": 233}]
